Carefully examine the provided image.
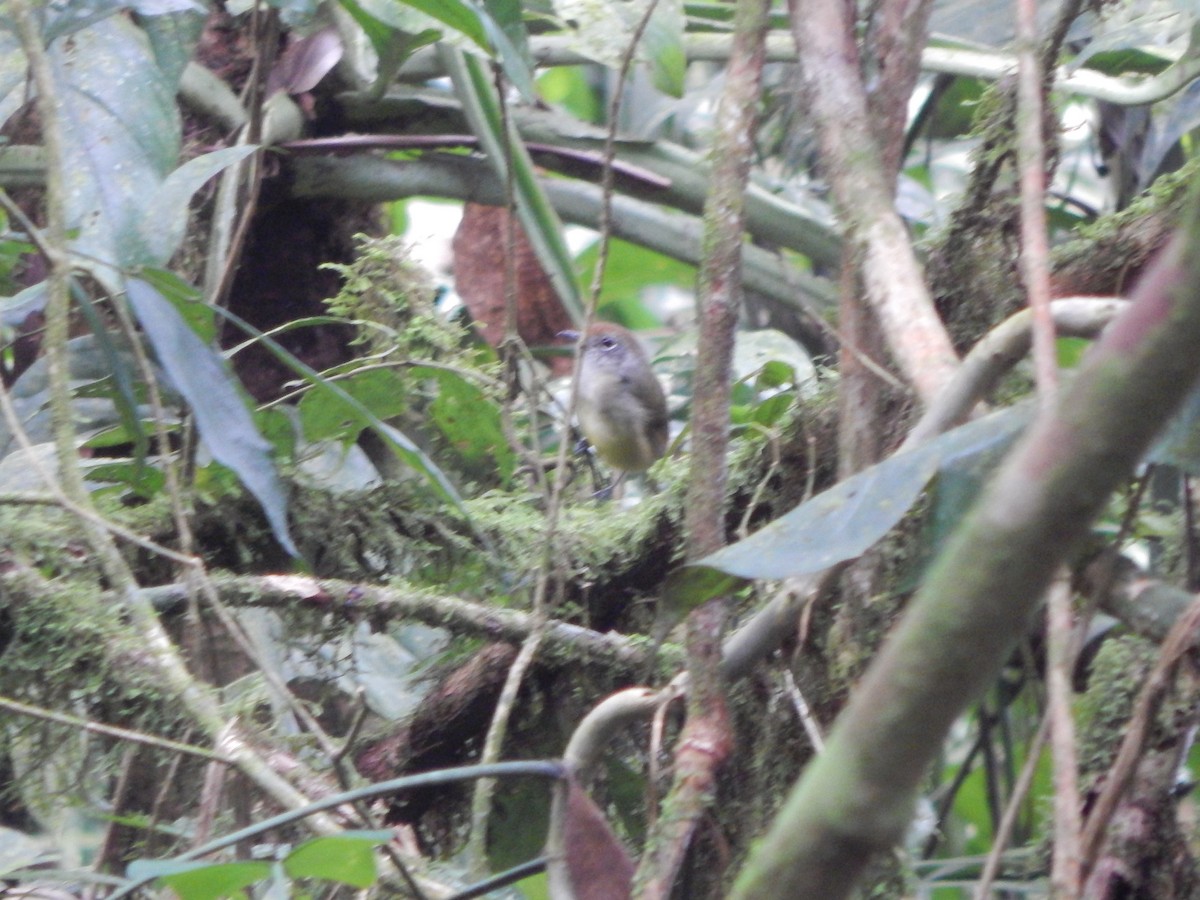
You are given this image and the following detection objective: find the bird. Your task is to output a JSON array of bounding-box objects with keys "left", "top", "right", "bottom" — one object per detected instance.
[{"left": 560, "top": 323, "right": 669, "bottom": 477}]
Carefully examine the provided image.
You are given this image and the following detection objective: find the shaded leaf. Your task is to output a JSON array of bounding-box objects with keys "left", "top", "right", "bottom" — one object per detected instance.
[
  {"left": 135, "top": 4, "right": 207, "bottom": 87},
  {"left": 269, "top": 26, "right": 343, "bottom": 95},
  {"left": 414, "top": 366, "right": 515, "bottom": 484},
  {"left": 560, "top": 779, "right": 633, "bottom": 900},
  {"left": 675, "top": 404, "right": 1032, "bottom": 597},
  {"left": 216, "top": 305, "right": 472, "bottom": 520},
  {"left": 141, "top": 146, "right": 259, "bottom": 265},
  {"left": 0, "top": 283, "right": 48, "bottom": 327},
  {"left": 50, "top": 16, "right": 179, "bottom": 268},
  {"left": 640, "top": 0, "right": 686, "bottom": 97},
  {"left": 126, "top": 277, "right": 298, "bottom": 556}
]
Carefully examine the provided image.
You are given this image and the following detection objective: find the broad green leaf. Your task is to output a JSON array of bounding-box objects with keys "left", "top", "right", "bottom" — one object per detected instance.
[
  {"left": 298, "top": 368, "right": 408, "bottom": 441},
  {"left": 414, "top": 366, "right": 515, "bottom": 484},
  {"left": 137, "top": 267, "right": 216, "bottom": 341},
  {"left": 574, "top": 237, "right": 695, "bottom": 311},
  {"left": 284, "top": 831, "right": 392, "bottom": 887},
  {"left": 670, "top": 404, "right": 1033, "bottom": 604},
  {"left": 126, "top": 277, "right": 298, "bottom": 556},
  {"left": 394, "top": 0, "right": 489, "bottom": 47},
  {"left": 49, "top": 16, "right": 180, "bottom": 268},
  {"left": 88, "top": 460, "right": 167, "bottom": 498},
  {"left": 477, "top": 0, "right": 536, "bottom": 99},
  {"left": 126, "top": 860, "right": 271, "bottom": 900}
]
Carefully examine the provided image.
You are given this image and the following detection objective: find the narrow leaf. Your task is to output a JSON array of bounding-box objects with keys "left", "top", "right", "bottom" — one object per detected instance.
[
  {"left": 126, "top": 277, "right": 298, "bottom": 556},
  {"left": 443, "top": 46, "right": 583, "bottom": 323},
  {"left": 140, "top": 146, "right": 259, "bottom": 265}
]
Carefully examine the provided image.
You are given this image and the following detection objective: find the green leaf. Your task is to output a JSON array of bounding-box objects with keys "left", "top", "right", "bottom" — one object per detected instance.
[
  {"left": 477, "top": 0, "right": 536, "bottom": 100},
  {"left": 298, "top": 368, "right": 408, "bottom": 441},
  {"left": 575, "top": 237, "right": 695, "bottom": 312},
  {"left": 756, "top": 360, "right": 795, "bottom": 391},
  {"left": 215, "top": 305, "right": 474, "bottom": 522},
  {"left": 137, "top": 267, "right": 216, "bottom": 342},
  {"left": 395, "top": 0, "right": 489, "bottom": 47},
  {"left": 87, "top": 461, "right": 167, "bottom": 498},
  {"left": 415, "top": 366, "right": 515, "bottom": 484},
  {"left": 640, "top": 0, "right": 686, "bottom": 97},
  {"left": 673, "top": 404, "right": 1033, "bottom": 600},
  {"left": 751, "top": 391, "right": 795, "bottom": 428},
  {"left": 126, "top": 860, "right": 271, "bottom": 900},
  {"left": 126, "top": 277, "right": 298, "bottom": 556},
  {"left": 284, "top": 831, "right": 391, "bottom": 887}
]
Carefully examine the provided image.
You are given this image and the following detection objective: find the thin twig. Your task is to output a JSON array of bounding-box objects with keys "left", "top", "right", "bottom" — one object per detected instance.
[
  {"left": 0, "top": 695, "right": 234, "bottom": 763},
  {"left": 1015, "top": 0, "right": 1058, "bottom": 402},
  {"left": 1045, "top": 574, "right": 1082, "bottom": 894},
  {"left": 975, "top": 713, "right": 1051, "bottom": 897},
  {"left": 1079, "top": 593, "right": 1200, "bottom": 878}
]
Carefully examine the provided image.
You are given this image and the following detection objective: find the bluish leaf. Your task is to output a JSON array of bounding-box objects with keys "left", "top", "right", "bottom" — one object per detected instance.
[
  {"left": 141, "top": 146, "right": 259, "bottom": 265},
  {"left": 126, "top": 277, "right": 298, "bottom": 556},
  {"left": 676, "top": 404, "right": 1032, "bottom": 590},
  {"left": 49, "top": 16, "right": 180, "bottom": 268}
]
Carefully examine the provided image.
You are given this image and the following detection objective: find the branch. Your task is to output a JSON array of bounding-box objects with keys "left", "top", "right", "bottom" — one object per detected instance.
[
  {"left": 287, "top": 154, "right": 836, "bottom": 347},
  {"left": 392, "top": 35, "right": 1200, "bottom": 108},
  {"left": 789, "top": 0, "right": 958, "bottom": 404},
  {"left": 730, "top": 180, "right": 1200, "bottom": 899}
]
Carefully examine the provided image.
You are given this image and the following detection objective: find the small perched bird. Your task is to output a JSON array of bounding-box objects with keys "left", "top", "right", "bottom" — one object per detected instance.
[{"left": 560, "top": 323, "right": 669, "bottom": 476}]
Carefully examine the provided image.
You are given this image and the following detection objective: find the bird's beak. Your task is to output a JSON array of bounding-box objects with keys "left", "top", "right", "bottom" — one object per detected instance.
[{"left": 557, "top": 330, "right": 581, "bottom": 342}]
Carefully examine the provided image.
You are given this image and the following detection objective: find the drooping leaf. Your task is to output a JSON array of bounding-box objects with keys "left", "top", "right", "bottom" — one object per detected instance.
[
  {"left": 215, "top": 306, "right": 473, "bottom": 522},
  {"left": 0, "top": 283, "right": 48, "bottom": 327},
  {"left": 391, "top": 0, "right": 489, "bottom": 47},
  {"left": 639, "top": 0, "right": 686, "bottom": 97},
  {"left": 414, "top": 366, "right": 515, "bottom": 484},
  {"left": 126, "top": 860, "right": 271, "bottom": 900},
  {"left": 283, "top": 831, "right": 392, "bottom": 887},
  {"left": 137, "top": 267, "right": 217, "bottom": 341},
  {"left": 666, "top": 404, "right": 1034, "bottom": 610},
  {"left": 71, "top": 280, "right": 148, "bottom": 464},
  {"left": 140, "top": 146, "right": 259, "bottom": 265},
  {"left": 126, "top": 277, "right": 298, "bottom": 556}
]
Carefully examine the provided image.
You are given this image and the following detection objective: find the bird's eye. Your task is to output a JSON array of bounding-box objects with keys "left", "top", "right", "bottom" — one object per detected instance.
[{"left": 599, "top": 336, "right": 617, "bottom": 350}]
